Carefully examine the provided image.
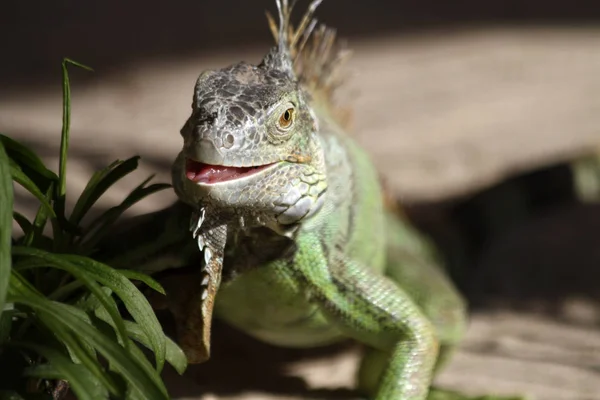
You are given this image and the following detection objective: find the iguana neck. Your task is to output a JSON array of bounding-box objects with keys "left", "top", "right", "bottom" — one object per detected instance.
[{"left": 221, "top": 225, "right": 297, "bottom": 283}]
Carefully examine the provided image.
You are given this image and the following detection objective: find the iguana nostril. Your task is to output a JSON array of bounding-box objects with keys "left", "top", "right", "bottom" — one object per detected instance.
[{"left": 224, "top": 133, "right": 235, "bottom": 149}]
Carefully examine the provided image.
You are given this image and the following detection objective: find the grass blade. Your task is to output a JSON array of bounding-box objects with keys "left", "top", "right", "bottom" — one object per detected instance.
[
  {"left": 7, "top": 294, "right": 168, "bottom": 400},
  {"left": 10, "top": 160, "right": 56, "bottom": 218},
  {"left": 12, "top": 212, "right": 32, "bottom": 237},
  {"left": 1, "top": 134, "right": 57, "bottom": 210},
  {"left": 133, "top": 326, "right": 187, "bottom": 376},
  {"left": 57, "top": 59, "right": 93, "bottom": 204},
  {"left": 95, "top": 307, "right": 187, "bottom": 374},
  {"left": 63, "top": 255, "right": 166, "bottom": 372},
  {"left": 81, "top": 178, "right": 171, "bottom": 250},
  {"left": 16, "top": 342, "right": 109, "bottom": 400},
  {"left": 22, "top": 184, "right": 54, "bottom": 248},
  {"left": 48, "top": 280, "right": 84, "bottom": 301},
  {"left": 0, "top": 140, "right": 13, "bottom": 317},
  {"left": 11, "top": 247, "right": 130, "bottom": 356},
  {"left": 86, "top": 181, "right": 172, "bottom": 235},
  {"left": 69, "top": 156, "right": 140, "bottom": 226},
  {"left": 8, "top": 271, "right": 122, "bottom": 397},
  {"left": 8, "top": 272, "right": 167, "bottom": 399},
  {"left": 0, "top": 134, "right": 58, "bottom": 183},
  {"left": 0, "top": 308, "right": 13, "bottom": 345},
  {"left": 124, "top": 338, "right": 169, "bottom": 397},
  {"left": 47, "top": 301, "right": 103, "bottom": 365},
  {"left": 95, "top": 201, "right": 194, "bottom": 271},
  {"left": 14, "top": 249, "right": 167, "bottom": 373},
  {"left": 118, "top": 270, "right": 165, "bottom": 295}
]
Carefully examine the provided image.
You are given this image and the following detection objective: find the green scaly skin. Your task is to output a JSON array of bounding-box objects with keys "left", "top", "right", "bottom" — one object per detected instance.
[{"left": 103, "top": 1, "right": 529, "bottom": 399}]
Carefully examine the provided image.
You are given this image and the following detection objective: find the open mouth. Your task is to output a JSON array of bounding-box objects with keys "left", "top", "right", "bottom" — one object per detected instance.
[{"left": 185, "top": 158, "right": 275, "bottom": 184}]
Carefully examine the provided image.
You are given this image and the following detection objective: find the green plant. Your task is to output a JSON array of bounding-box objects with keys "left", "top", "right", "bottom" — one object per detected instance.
[{"left": 0, "top": 59, "right": 187, "bottom": 399}]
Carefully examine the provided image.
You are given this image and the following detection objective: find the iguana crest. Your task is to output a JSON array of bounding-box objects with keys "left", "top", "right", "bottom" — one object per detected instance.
[{"left": 264, "top": 0, "right": 352, "bottom": 126}]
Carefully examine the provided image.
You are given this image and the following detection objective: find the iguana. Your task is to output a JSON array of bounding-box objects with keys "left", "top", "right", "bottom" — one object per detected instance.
[{"left": 103, "top": 1, "right": 525, "bottom": 399}]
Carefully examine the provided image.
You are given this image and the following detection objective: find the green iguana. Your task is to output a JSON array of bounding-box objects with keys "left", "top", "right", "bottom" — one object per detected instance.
[{"left": 104, "top": 1, "right": 526, "bottom": 399}]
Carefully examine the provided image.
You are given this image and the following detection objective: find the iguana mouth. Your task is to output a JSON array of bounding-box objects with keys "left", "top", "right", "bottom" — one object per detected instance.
[{"left": 185, "top": 158, "right": 276, "bottom": 184}]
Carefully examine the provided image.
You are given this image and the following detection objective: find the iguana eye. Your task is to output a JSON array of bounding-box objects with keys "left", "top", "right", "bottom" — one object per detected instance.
[{"left": 278, "top": 108, "right": 295, "bottom": 131}]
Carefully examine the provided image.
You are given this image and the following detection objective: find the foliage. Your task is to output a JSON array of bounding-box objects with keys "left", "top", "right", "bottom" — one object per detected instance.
[{"left": 0, "top": 59, "right": 186, "bottom": 399}]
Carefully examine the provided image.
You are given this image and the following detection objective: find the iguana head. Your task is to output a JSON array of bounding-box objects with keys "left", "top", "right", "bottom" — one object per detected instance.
[{"left": 172, "top": 0, "right": 328, "bottom": 233}]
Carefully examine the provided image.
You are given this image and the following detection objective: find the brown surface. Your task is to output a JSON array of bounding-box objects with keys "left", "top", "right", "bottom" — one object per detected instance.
[
  {"left": 3, "top": 20, "right": 600, "bottom": 400},
  {"left": 160, "top": 311, "right": 600, "bottom": 400}
]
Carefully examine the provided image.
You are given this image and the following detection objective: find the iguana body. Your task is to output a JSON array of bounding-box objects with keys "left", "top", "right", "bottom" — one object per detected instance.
[{"left": 110, "top": 2, "right": 522, "bottom": 399}]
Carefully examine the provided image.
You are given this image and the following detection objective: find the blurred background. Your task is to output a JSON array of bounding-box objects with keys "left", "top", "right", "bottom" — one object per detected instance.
[{"left": 1, "top": 1, "right": 600, "bottom": 399}]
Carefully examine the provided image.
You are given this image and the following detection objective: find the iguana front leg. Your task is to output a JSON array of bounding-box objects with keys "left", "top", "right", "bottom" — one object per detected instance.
[
  {"left": 294, "top": 234, "right": 438, "bottom": 400},
  {"left": 167, "top": 208, "right": 229, "bottom": 363}
]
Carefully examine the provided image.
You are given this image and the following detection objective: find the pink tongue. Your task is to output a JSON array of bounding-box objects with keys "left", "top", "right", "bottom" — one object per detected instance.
[{"left": 185, "top": 159, "right": 261, "bottom": 184}]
